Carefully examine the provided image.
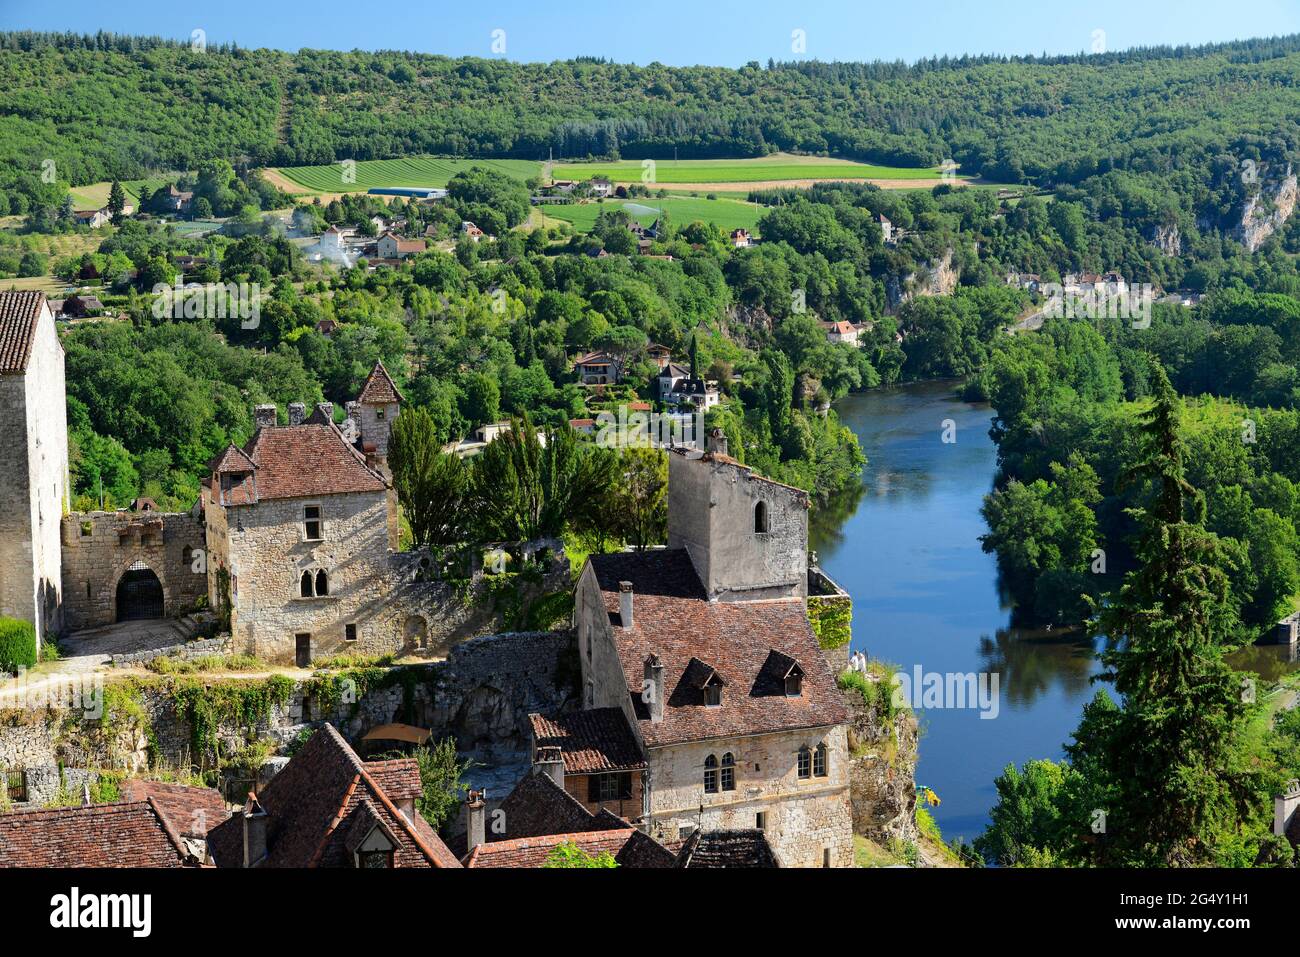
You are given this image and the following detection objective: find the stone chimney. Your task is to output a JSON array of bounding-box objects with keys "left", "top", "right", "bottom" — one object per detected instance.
[
  {"left": 707, "top": 427, "right": 728, "bottom": 457},
  {"left": 465, "top": 789, "right": 487, "bottom": 853},
  {"left": 534, "top": 746, "right": 565, "bottom": 789},
  {"left": 288, "top": 402, "right": 307, "bottom": 427},
  {"left": 242, "top": 794, "right": 269, "bottom": 867},
  {"left": 253, "top": 404, "right": 277, "bottom": 431},
  {"left": 619, "top": 581, "right": 634, "bottom": 630},
  {"left": 315, "top": 401, "right": 334, "bottom": 423},
  {"left": 644, "top": 653, "right": 665, "bottom": 724}
]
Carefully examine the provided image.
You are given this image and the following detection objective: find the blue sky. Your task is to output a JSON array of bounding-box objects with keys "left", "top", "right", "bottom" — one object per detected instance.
[{"left": 3, "top": 0, "right": 1299, "bottom": 66}]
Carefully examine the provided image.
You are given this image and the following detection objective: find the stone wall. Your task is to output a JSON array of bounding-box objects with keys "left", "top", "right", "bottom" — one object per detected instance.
[
  {"left": 0, "top": 630, "right": 579, "bottom": 795},
  {"left": 644, "top": 725, "right": 854, "bottom": 868},
  {"left": 667, "top": 450, "right": 809, "bottom": 602},
  {"left": 0, "top": 301, "right": 67, "bottom": 646},
  {"left": 60, "top": 509, "right": 208, "bottom": 631}
]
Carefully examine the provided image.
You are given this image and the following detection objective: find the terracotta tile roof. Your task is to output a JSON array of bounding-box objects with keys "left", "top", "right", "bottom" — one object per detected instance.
[
  {"left": 529, "top": 708, "right": 646, "bottom": 774},
  {"left": 206, "top": 724, "right": 460, "bottom": 868},
  {"left": 463, "top": 828, "right": 636, "bottom": 868},
  {"left": 241, "top": 424, "right": 387, "bottom": 500},
  {"left": 210, "top": 443, "right": 256, "bottom": 474},
  {"left": 0, "top": 291, "right": 48, "bottom": 374},
  {"left": 587, "top": 549, "right": 849, "bottom": 748},
  {"left": 118, "top": 779, "right": 229, "bottom": 839},
  {"left": 677, "top": 829, "right": 779, "bottom": 868},
  {"left": 493, "top": 770, "right": 609, "bottom": 841},
  {"left": 363, "top": 758, "right": 422, "bottom": 803},
  {"left": 0, "top": 800, "right": 198, "bottom": 867},
  {"left": 615, "top": 829, "right": 678, "bottom": 867},
  {"left": 357, "top": 360, "right": 404, "bottom": 404}
]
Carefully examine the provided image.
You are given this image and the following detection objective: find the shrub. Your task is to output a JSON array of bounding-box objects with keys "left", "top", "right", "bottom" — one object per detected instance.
[{"left": 0, "top": 617, "right": 36, "bottom": 673}]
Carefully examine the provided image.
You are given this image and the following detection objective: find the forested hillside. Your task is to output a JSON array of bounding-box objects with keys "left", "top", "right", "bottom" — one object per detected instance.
[{"left": 2, "top": 30, "right": 1299, "bottom": 222}]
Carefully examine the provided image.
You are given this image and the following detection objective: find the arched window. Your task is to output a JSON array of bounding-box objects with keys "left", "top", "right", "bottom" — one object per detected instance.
[
  {"left": 315, "top": 570, "right": 329, "bottom": 597},
  {"left": 300, "top": 571, "right": 313, "bottom": 598},
  {"left": 754, "top": 500, "right": 769, "bottom": 534},
  {"left": 814, "top": 742, "right": 828, "bottom": 778},
  {"left": 721, "top": 753, "right": 736, "bottom": 792},
  {"left": 704, "top": 754, "right": 719, "bottom": 793},
  {"left": 797, "top": 746, "right": 812, "bottom": 780}
]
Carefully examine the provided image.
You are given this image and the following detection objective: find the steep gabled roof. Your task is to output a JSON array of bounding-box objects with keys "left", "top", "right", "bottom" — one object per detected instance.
[
  {"left": 240, "top": 424, "right": 386, "bottom": 500},
  {"left": 206, "top": 724, "right": 460, "bottom": 868},
  {"left": 493, "top": 771, "right": 606, "bottom": 841},
  {"left": 357, "top": 360, "right": 404, "bottom": 404},
  {"left": 210, "top": 443, "right": 257, "bottom": 474},
  {"left": 0, "top": 800, "right": 198, "bottom": 867},
  {"left": 0, "top": 290, "right": 49, "bottom": 375},
  {"left": 529, "top": 708, "right": 646, "bottom": 774},
  {"left": 587, "top": 549, "right": 849, "bottom": 748}
]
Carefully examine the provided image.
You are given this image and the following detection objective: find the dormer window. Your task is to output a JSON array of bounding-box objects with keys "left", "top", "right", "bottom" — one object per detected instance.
[
  {"left": 754, "top": 500, "right": 769, "bottom": 534},
  {"left": 704, "top": 683, "right": 722, "bottom": 707},
  {"left": 304, "top": 505, "right": 323, "bottom": 541},
  {"left": 783, "top": 661, "right": 805, "bottom": 697}
]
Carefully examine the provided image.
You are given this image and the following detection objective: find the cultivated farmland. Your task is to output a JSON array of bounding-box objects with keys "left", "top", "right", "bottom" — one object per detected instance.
[
  {"left": 551, "top": 153, "right": 964, "bottom": 190},
  {"left": 269, "top": 157, "right": 541, "bottom": 194},
  {"left": 540, "top": 196, "right": 765, "bottom": 234}
]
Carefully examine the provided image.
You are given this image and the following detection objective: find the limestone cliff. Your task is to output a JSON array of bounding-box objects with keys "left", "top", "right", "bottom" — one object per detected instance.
[
  {"left": 1235, "top": 164, "right": 1298, "bottom": 253},
  {"left": 1147, "top": 222, "right": 1184, "bottom": 257},
  {"left": 887, "top": 248, "right": 959, "bottom": 309},
  {"left": 843, "top": 685, "right": 919, "bottom": 845}
]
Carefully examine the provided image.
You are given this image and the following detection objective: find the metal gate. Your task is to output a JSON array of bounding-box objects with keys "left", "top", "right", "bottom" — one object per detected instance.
[{"left": 116, "top": 561, "right": 164, "bottom": 621}]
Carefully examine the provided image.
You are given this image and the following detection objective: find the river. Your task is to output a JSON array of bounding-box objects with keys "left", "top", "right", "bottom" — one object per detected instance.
[{"left": 811, "top": 380, "right": 1103, "bottom": 844}]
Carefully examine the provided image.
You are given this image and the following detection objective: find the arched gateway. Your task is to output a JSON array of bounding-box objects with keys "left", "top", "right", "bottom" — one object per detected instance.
[{"left": 115, "top": 560, "right": 165, "bottom": 621}]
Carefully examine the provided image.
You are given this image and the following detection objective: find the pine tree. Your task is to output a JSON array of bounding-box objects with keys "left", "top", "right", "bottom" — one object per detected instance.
[
  {"left": 107, "top": 179, "right": 126, "bottom": 224},
  {"left": 1084, "top": 360, "right": 1259, "bottom": 865}
]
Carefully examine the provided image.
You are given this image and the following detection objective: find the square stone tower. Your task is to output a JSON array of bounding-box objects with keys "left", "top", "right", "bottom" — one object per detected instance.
[
  {"left": 666, "top": 429, "right": 809, "bottom": 602},
  {"left": 355, "top": 360, "right": 403, "bottom": 460},
  {"left": 0, "top": 292, "right": 69, "bottom": 647}
]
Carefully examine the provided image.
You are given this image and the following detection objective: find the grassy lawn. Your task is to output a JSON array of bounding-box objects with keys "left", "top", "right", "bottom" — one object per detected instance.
[
  {"left": 540, "top": 195, "right": 765, "bottom": 234},
  {"left": 270, "top": 157, "right": 541, "bottom": 194},
  {"left": 552, "top": 153, "right": 957, "bottom": 184},
  {"left": 67, "top": 178, "right": 168, "bottom": 209}
]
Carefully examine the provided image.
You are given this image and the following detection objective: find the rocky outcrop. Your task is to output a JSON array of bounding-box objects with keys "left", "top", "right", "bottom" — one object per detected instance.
[
  {"left": 1236, "top": 165, "right": 1298, "bottom": 253},
  {"left": 1148, "top": 222, "right": 1183, "bottom": 257},
  {"left": 844, "top": 686, "right": 919, "bottom": 845},
  {"left": 887, "top": 248, "right": 959, "bottom": 309}
]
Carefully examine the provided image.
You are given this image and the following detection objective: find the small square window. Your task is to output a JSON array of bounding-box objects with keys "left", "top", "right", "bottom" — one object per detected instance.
[
  {"left": 345, "top": 623, "right": 357, "bottom": 642},
  {"left": 304, "top": 505, "right": 323, "bottom": 541},
  {"left": 376, "top": 408, "right": 386, "bottom": 420}
]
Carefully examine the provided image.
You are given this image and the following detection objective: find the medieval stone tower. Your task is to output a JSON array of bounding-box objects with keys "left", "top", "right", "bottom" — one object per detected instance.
[
  {"left": 0, "top": 292, "right": 69, "bottom": 648},
  {"left": 355, "top": 360, "right": 403, "bottom": 462},
  {"left": 666, "top": 428, "right": 809, "bottom": 602}
]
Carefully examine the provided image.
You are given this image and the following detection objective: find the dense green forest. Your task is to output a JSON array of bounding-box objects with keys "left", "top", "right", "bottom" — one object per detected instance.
[{"left": 2, "top": 29, "right": 1299, "bottom": 234}]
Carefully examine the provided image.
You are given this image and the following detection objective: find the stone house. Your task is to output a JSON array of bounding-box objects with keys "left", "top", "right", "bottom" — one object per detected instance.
[
  {"left": 528, "top": 708, "right": 647, "bottom": 819},
  {"left": 0, "top": 292, "right": 69, "bottom": 649},
  {"left": 203, "top": 362, "right": 420, "bottom": 665},
  {"left": 573, "top": 350, "right": 622, "bottom": 385},
  {"left": 376, "top": 231, "right": 426, "bottom": 260},
  {"left": 572, "top": 431, "right": 854, "bottom": 867}
]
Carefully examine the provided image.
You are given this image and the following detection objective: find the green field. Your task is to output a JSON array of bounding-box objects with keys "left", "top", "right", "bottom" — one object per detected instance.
[
  {"left": 271, "top": 157, "right": 541, "bottom": 194},
  {"left": 551, "top": 154, "right": 956, "bottom": 185},
  {"left": 68, "top": 178, "right": 165, "bottom": 209},
  {"left": 540, "top": 196, "right": 765, "bottom": 234}
]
